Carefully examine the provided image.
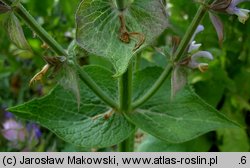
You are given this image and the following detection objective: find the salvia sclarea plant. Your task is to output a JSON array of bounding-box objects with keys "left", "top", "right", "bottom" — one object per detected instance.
[{"left": 0, "top": 0, "right": 249, "bottom": 151}]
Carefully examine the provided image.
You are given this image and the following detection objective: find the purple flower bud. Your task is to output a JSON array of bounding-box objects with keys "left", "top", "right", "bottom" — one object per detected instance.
[
  {"left": 188, "top": 25, "right": 204, "bottom": 53},
  {"left": 2, "top": 119, "right": 26, "bottom": 142},
  {"left": 188, "top": 51, "right": 214, "bottom": 72},
  {"left": 190, "top": 25, "right": 204, "bottom": 44},
  {"left": 188, "top": 41, "right": 202, "bottom": 53},
  {"left": 226, "top": 0, "right": 250, "bottom": 23},
  {"left": 178, "top": 25, "right": 213, "bottom": 72}
]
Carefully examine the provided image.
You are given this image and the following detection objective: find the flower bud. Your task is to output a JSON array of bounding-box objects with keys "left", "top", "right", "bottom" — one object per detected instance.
[
  {"left": 188, "top": 51, "right": 214, "bottom": 72},
  {"left": 210, "top": 0, "right": 250, "bottom": 24}
]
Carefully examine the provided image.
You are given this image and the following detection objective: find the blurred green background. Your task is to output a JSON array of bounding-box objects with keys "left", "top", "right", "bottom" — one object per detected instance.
[{"left": 0, "top": 0, "right": 250, "bottom": 151}]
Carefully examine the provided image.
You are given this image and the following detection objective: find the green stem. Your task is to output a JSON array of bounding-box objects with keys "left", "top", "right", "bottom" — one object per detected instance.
[
  {"left": 119, "top": 63, "right": 133, "bottom": 113},
  {"left": 2, "top": 0, "right": 119, "bottom": 109},
  {"left": 132, "top": 5, "right": 207, "bottom": 109},
  {"left": 76, "top": 65, "right": 119, "bottom": 109},
  {"left": 118, "top": 62, "right": 133, "bottom": 152},
  {"left": 118, "top": 131, "right": 135, "bottom": 152},
  {"left": 115, "top": 0, "right": 127, "bottom": 11},
  {"left": 135, "top": 54, "right": 141, "bottom": 71}
]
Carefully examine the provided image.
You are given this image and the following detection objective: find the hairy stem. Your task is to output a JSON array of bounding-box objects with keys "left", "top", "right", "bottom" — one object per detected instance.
[
  {"left": 132, "top": 5, "right": 207, "bottom": 109},
  {"left": 135, "top": 54, "right": 141, "bottom": 71},
  {"left": 118, "top": 131, "right": 135, "bottom": 152},
  {"left": 118, "top": 62, "right": 134, "bottom": 152},
  {"left": 2, "top": 0, "right": 119, "bottom": 109},
  {"left": 119, "top": 63, "right": 133, "bottom": 113}
]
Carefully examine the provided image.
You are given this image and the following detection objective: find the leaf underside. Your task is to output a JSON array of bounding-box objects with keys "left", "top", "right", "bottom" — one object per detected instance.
[
  {"left": 9, "top": 66, "right": 135, "bottom": 148},
  {"left": 76, "top": 0, "right": 168, "bottom": 76}
]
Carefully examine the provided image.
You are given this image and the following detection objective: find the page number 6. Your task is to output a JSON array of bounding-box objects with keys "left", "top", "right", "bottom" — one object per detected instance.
[{"left": 240, "top": 156, "right": 246, "bottom": 164}]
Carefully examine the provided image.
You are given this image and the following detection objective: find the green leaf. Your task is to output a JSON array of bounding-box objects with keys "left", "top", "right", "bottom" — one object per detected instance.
[
  {"left": 192, "top": 63, "right": 235, "bottom": 107},
  {"left": 4, "top": 13, "right": 31, "bottom": 51},
  {"left": 76, "top": 0, "right": 168, "bottom": 76},
  {"left": 8, "top": 66, "right": 135, "bottom": 148},
  {"left": 217, "top": 128, "right": 250, "bottom": 152},
  {"left": 128, "top": 67, "right": 238, "bottom": 143},
  {"left": 216, "top": 97, "right": 249, "bottom": 152},
  {"left": 137, "top": 134, "right": 212, "bottom": 152}
]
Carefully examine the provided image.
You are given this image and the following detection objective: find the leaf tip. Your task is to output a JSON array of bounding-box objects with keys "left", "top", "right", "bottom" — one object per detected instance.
[{"left": 7, "top": 106, "right": 19, "bottom": 114}]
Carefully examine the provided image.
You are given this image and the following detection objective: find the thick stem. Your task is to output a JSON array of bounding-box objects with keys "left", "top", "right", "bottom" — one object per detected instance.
[
  {"left": 119, "top": 63, "right": 133, "bottom": 113},
  {"left": 132, "top": 5, "right": 207, "bottom": 109},
  {"left": 2, "top": 0, "right": 119, "bottom": 109},
  {"left": 135, "top": 54, "right": 141, "bottom": 71},
  {"left": 118, "top": 131, "right": 135, "bottom": 152},
  {"left": 115, "top": 0, "right": 127, "bottom": 11},
  {"left": 118, "top": 62, "right": 134, "bottom": 152}
]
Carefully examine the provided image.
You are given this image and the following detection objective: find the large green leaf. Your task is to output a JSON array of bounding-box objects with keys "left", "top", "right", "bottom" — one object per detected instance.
[
  {"left": 128, "top": 67, "right": 238, "bottom": 143},
  {"left": 137, "top": 134, "right": 212, "bottom": 152},
  {"left": 76, "top": 0, "right": 168, "bottom": 76},
  {"left": 8, "top": 66, "right": 135, "bottom": 148}
]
